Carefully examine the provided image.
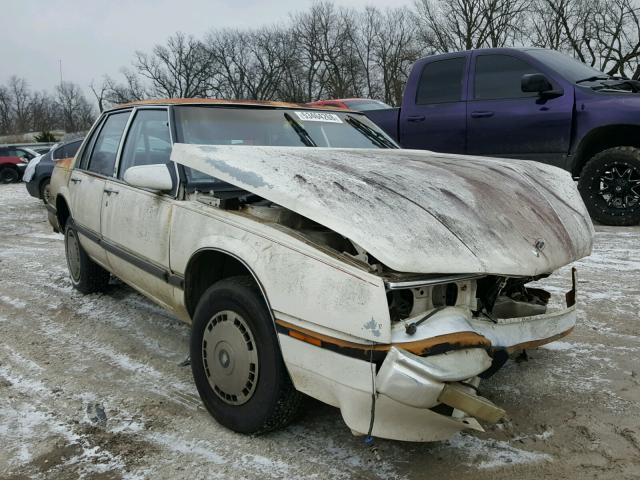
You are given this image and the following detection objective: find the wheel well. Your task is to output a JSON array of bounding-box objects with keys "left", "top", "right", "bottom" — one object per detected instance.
[
  {"left": 56, "top": 196, "right": 71, "bottom": 230},
  {"left": 184, "top": 249, "right": 261, "bottom": 318},
  {"left": 573, "top": 125, "right": 640, "bottom": 176}
]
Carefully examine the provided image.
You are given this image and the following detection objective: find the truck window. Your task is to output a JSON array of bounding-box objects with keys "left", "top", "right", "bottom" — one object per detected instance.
[
  {"left": 415, "top": 57, "right": 466, "bottom": 104},
  {"left": 474, "top": 55, "right": 538, "bottom": 100}
]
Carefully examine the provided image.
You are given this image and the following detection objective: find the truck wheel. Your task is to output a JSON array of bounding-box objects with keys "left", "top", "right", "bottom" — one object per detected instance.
[
  {"left": 578, "top": 147, "right": 640, "bottom": 226},
  {"left": 64, "top": 218, "right": 110, "bottom": 294},
  {"left": 0, "top": 166, "right": 19, "bottom": 184},
  {"left": 190, "top": 276, "right": 301, "bottom": 434},
  {"left": 40, "top": 178, "right": 51, "bottom": 204}
]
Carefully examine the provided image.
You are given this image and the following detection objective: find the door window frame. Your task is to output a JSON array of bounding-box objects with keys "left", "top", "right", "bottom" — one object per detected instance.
[
  {"left": 469, "top": 52, "right": 566, "bottom": 102},
  {"left": 113, "top": 106, "right": 178, "bottom": 197},
  {"left": 77, "top": 109, "right": 133, "bottom": 176},
  {"left": 414, "top": 56, "right": 469, "bottom": 105}
]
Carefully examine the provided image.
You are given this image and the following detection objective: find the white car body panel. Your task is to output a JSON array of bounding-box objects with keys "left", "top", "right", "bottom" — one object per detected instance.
[{"left": 171, "top": 144, "right": 594, "bottom": 276}]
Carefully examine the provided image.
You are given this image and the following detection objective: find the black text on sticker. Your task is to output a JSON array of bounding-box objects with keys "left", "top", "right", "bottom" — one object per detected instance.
[{"left": 295, "top": 111, "right": 343, "bottom": 123}]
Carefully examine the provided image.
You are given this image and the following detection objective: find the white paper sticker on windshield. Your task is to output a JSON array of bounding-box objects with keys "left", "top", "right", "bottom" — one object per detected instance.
[{"left": 295, "top": 111, "right": 343, "bottom": 123}]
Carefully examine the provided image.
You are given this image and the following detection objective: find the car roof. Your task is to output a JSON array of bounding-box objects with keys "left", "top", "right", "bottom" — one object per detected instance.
[{"left": 109, "top": 98, "right": 345, "bottom": 112}]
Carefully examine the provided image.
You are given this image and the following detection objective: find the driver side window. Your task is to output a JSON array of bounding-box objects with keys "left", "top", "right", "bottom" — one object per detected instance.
[{"left": 117, "top": 109, "right": 172, "bottom": 179}]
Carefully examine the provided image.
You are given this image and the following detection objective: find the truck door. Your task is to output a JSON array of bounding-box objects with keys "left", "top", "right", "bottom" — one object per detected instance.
[
  {"left": 400, "top": 55, "right": 468, "bottom": 153},
  {"left": 466, "top": 53, "right": 574, "bottom": 165}
]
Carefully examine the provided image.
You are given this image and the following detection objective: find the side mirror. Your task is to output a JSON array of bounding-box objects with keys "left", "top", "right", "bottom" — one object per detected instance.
[
  {"left": 123, "top": 164, "right": 173, "bottom": 192},
  {"left": 521, "top": 73, "right": 562, "bottom": 97}
]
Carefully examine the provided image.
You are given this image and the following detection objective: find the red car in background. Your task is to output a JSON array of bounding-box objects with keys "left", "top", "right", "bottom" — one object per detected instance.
[
  {"left": 0, "top": 145, "right": 38, "bottom": 183},
  {"left": 307, "top": 98, "right": 391, "bottom": 111}
]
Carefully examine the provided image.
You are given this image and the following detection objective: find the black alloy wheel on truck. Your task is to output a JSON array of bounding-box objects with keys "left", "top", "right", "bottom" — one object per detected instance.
[{"left": 578, "top": 146, "right": 640, "bottom": 226}]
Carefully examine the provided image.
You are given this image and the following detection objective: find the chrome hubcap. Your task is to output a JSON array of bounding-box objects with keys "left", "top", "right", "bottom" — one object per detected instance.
[
  {"left": 65, "top": 229, "right": 81, "bottom": 282},
  {"left": 202, "top": 310, "right": 258, "bottom": 405}
]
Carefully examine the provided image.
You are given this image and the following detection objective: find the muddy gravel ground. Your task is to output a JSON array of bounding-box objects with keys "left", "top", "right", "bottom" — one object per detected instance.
[{"left": 0, "top": 183, "right": 639, "bottom": 480}]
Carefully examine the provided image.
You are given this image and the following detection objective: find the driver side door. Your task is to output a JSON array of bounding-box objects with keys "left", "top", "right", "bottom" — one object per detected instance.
[{"left": 100, "top": 108, "right": 177, "bottom": 309}]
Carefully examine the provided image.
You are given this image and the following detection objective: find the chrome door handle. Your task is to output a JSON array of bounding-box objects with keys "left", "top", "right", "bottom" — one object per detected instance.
[
  {"left": 70, "top": 177, "right": 82, "bottom": 184},
  {"left": 104, "top": 188, "right": 119, "bottom": 195}
]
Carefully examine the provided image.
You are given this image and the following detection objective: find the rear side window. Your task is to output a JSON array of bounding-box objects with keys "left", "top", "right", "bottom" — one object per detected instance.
[
  {"left": 54, "top": 141, "right": 82, "bottom": 160},
  {"left": 416, "top": 57, "right": 466, "bottom": 104},
  {"left": 474, "top": 55, "right": 538, "bottom": 100},
  {"left": 118, "top": 109, "right": 171, "bottom": 179},
  {"left": 86, "top": 112, "right": 130, "bottom": 176}
]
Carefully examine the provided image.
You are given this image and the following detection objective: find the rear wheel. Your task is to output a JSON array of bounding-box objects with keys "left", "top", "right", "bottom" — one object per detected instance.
[
  {"left": 578, "top": 147, "right": 640, "bottom": 226},
  {"left": 40, "top": 178, "right": 51, "bottom": 204},
  {"left": 190, "top": 276, "right": 301, "bottom": 434},
  {"left": 64, "top": 219, "right": 110, "bottom": 294},
  {"left": 0, "top": 166, "right": 19, "bottom": 184}
]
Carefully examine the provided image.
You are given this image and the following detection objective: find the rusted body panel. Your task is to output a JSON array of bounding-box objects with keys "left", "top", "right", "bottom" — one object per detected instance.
[{"left": 171, "top": 144, "right": 594, "bottom": 276}]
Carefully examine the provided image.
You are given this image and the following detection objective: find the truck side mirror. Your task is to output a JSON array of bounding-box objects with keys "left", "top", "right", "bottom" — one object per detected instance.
[{"left": 521, "top": 73, "right": 562, "bottom": 97}]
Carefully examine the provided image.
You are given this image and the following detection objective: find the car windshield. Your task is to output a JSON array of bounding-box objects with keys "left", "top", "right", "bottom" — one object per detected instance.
[
  {"left": 173, "top": 106, "right": 398, "bottom": 188},
  {"left": 526, "top": 49, "right": 607, "bottom": 83}
]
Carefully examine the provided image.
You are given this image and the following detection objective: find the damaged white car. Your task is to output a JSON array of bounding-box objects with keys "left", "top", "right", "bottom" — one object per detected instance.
[{"left": 48, "top": 100, "right": 594, "bottom": 442}]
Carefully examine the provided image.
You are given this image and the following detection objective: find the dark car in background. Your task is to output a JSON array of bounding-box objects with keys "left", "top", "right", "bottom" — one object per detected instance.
[{"left": 24, "top": 139, "right": 82, "bottom": 203}]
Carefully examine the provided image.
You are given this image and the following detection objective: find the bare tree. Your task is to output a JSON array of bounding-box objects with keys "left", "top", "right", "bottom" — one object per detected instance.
[
  {"left": 414, "top": 0, "right": 529, "bottom": 52},
  {"left": 8, "top": 76, "right": 32, "bottom": 133},
  {"left": 55, "top": 82, "right": 95, "bottom": 133},
  {"left": 135, "top": 32, "right": 212, "bottom": 98},
  {"left": 374, "top": 8, "right": 420, "bottom": 106}
]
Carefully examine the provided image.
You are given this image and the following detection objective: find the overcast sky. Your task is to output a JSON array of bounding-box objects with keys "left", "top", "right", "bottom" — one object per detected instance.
[{"left": 1, "top": 0, "right": 412, "bottom": 98}]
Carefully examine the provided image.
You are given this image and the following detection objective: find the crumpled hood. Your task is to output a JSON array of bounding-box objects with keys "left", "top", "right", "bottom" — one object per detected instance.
[{"left": 171, "top": 144, "right": 594, "bottom": 276}]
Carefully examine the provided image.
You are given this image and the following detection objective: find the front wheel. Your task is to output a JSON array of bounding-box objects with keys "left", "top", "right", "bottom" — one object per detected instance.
[
  {"left": 190, "top": 276, "right": 301, "bottom": 434},
  {"left": 0, "top": 166, "right": 19, "bottom": 184},
  {"left": 578, "top": 147, "right": 640, "bottom": 226}
]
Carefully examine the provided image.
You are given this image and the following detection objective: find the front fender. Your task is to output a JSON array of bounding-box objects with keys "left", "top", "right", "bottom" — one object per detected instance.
[{"left": 170, "top": 204, "right": 391, "bottom": 343}]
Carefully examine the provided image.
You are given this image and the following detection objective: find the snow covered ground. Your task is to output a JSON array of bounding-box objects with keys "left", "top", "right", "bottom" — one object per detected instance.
[{"left": 1, "top": 183, "right": 639, "bottom": 479}]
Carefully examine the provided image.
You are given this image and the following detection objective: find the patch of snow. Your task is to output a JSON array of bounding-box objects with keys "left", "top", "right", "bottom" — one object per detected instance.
[
  {"left": 0, "top": 295, "right": 27, "bottom": 309},
  {"left": 446, "top": 433, "right": 552, "bottom": 469},
  {"left": 540, "top": 341, "right": 575, "bottom": 351}
]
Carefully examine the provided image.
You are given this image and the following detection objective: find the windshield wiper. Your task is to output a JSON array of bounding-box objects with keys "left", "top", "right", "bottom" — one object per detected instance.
[
  {"left": 575, "top": 75, "right": 612, "bottom": 84},
  {"left": 345, "top": 116, "right": 398, "bottom": 149},
  {"left": 284, "top": 113, "right": 316, "bottom": 147}
]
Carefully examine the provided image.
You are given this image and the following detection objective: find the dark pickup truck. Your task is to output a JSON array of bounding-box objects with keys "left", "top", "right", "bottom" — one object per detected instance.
[{"left": 365, "top": 47, "right": 640, "bottom": 226}]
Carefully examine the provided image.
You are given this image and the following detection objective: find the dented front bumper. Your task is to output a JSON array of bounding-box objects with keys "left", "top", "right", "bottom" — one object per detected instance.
[{"left": 279, "top": 270, "right": 578, "bottom": 441}]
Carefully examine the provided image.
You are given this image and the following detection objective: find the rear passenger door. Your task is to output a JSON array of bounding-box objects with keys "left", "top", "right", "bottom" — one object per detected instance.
[
  {"left": 100, "top": 108, "right": 177, "bottom": 308},
  {"left": 400, "top": 55, "right": 468, "bottom": 153},
  {"left": 70, "top": 111, "right": 131, "bottom": 266}
]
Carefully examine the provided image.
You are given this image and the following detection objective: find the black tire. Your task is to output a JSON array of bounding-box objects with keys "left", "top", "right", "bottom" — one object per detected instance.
[
  {"left": 190, "top": 276, "right": 301, "bottom": 434},
  {"left": 64, "top": 218, "right": 110, "bottom": 294},
  {"left": 578, "top": 147, "right": 640, "bottom": 226},
  {"left": 40, "top": 178, "right": 51, "bottom": 204},
  {"left": 0, "top": 166, "right": 19, "bottom": 184}
]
